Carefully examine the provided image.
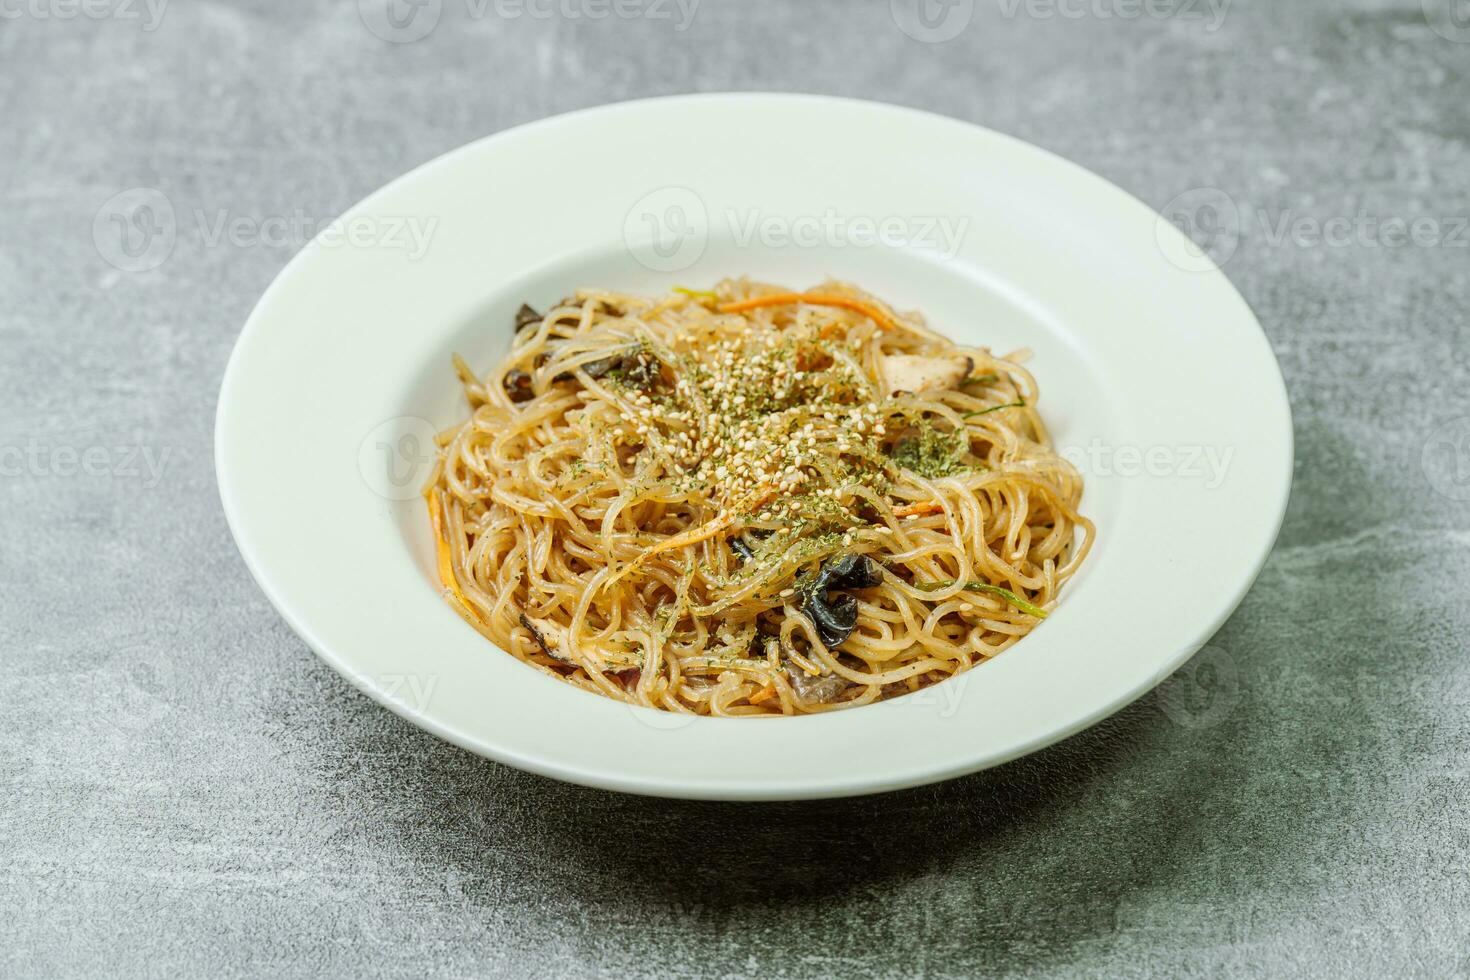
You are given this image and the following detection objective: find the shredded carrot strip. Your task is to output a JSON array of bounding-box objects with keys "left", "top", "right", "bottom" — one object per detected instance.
[
  {"left": 893, "top": 500, "right": 945, "bottom": 518},
  {"left": 749, "top": 683, "right": 777, "bottom": 705},
  {"left": 603, "top": 485, "right": 777, "bottom": 591},
  {"left": 635, "top": 511, "right": 739, "bottom": 560},
  {"left": 426, "top": 488, "right": 488, "bottom": 623},
  {"left": 429, "top": 490, "right": 496, "bottom": 631},
  {"left": 718, "top": 292, "right": 900, "bottom": 332},
  {"left": 427, "top": 490, "right": 458, "bottom": 592}
]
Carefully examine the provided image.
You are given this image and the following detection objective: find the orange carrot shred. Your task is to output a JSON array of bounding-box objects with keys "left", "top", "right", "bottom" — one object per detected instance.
[
  {"left": 602, "top": 484, "right": 777, "bottom": 591},
  {"left": 749, "top": 683, "right": 777, "bottom": 705},
  {"left": 893, "top": 500, "right": 945, "bottom": 518},
  {"left": 427, "top": 488, "right": 490, "bottom": 629},
  {"left": 629, "top": 511, "right": 739, "bottom": 561},
  {"left": 718, "top": 292, "right": 901, "bottom": 333},
  {"left": 427, "top": 489, "right": 458, "bottom": 593}
]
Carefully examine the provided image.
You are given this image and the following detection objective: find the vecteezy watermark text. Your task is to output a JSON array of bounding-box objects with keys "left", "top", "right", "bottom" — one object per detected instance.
[
  {"left": 93, "top": 188, "right": 439, "bottom": 273},
  {"left": 0, "top": 440, "right": 172, "bottom": 488},
  {"left": 996, "top": 0, "right": 1229, "bottom": 30},
  {"left": 477, "top": 0, "right": 699, "bottom": 27},
  {"left": 728, "top": 209, "right": 969, "bottom": 258},
  {"left": 1158, "top": 186, "right": 1469, "bottom": 271},
  {"left": 623, "top": 187, "right": 971, "bottom": 272},
  {"left": 357, "top": 0, "right": 699, "bottom": 43},
  {"left": 1061, "top": 440, "right": 1235, "bottom": 489},
  {"left": 0, "top": 0, "right": 168, "bottom": 30},
  {"left": 373, "top": 672, "right": 441, "bottom": 712},
  {"left": 890, "top": 0, "right": 1228, "bottom": 42},
  {"left": 194, "top": 208, "right": 438, "bottom": 259}
]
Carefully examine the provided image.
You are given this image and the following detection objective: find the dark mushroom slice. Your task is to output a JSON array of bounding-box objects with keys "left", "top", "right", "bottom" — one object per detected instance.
[
  {"left": 613, "top": 350, "right": 662, "bottom": 390},
  {"left": 806, "top": 591, "right": 860, "bottom": 649},
  {"left": 514, "top": 303, "right": 542, "bottom": 333},
  {"left": 818, "top": 554, "right": 882, "bottom": 591},
  {"left": 519, "top": 613, "right": 568, "bottom": 662},
  {"left": 550, "top": 345, "right": 642, "bottom": 383},
  {"left": 730, "top": 528, "right": 777, "bottom": 566},
  {"left": 800, "top": 554, "right": 882, "bottom": 649},
  {"left": 577, "top": 352, "right": 627, "bottom": 379},
  {"left": 503, "top": 370, "right": 535, "bottom": 403}
]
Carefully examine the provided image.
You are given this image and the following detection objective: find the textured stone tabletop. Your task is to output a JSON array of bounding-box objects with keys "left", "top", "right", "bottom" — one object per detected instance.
[{"left": 4, "top": 1, "right": 1470, "bottom": 976}]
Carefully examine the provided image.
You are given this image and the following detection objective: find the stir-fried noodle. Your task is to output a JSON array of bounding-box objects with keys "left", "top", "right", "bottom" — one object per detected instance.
[{"left": 425, "top": 281, "right": 1092, "bottom": 716}]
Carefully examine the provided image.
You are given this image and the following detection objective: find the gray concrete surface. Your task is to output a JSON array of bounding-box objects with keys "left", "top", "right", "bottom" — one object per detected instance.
[{"left": 3, "top": 0, "right": 1470, "bottom": 976}]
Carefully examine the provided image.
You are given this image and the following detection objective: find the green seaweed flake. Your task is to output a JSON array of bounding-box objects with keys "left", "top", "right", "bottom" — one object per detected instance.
[{"left": 891, "top": 420, "right": 967, "bottom": 479}]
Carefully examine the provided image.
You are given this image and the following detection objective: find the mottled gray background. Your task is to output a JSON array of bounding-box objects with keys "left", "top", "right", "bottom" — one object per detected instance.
[{"left": 4, "top": 0, "right": 1470, "bottom": 976}]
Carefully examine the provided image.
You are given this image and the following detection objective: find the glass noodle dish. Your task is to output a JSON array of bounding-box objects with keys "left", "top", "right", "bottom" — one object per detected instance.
[{"left": 424, "top": 281, "right": 1093, "bottom": 716}]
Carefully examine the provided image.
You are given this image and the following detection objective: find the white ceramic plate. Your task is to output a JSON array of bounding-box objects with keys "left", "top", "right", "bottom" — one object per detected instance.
[{"left": 216, "top": 94, "right": 1291, "bottom": 801}]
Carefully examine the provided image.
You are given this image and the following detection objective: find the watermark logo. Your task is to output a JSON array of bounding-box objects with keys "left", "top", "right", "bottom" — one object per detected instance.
[
  {"left": 372, "top": 672, "right": 441, "bottom": 712},
  {"left": 1156, "top": 186, "right": 1241, "bottom": 272},
  {"left": 1256, "top": 210, "right": 1469, "bottom": 250},
  {"left": 903, "top": 671, "right": 970, "bottom": 717},
  {"left": 1154, "top": 642, "right": 1240, "bottom": 730},
  {"left": 1422, "top": 417, "right": 1470, "bottom": 502},
  {"left": 194, "top": 207, "right": 438, "bottom": 260},
  {"left": 1061, "top": 440, "right": 1235, "bottom": 489},
  {"left": 624, "top": 186, "right": 709, "bottom": 273},
  {"left": 359, "top": 416, "right": 439, "bottom": 501},
  {"left": 480, "top": 0, "right": 701, "bottom": 30},
  {"left": 358, "top": 0, "right": 700, "bottom": 41},
  {"left": 623, "top": 188, "right": 970, "bottom": 272},
  {"left": 0, "top": 439, "right": 172, "bottom": 488},
  {"left": 93, "top": 188, "right": 176, "bottom": 273},
  {"left": 358, "top": 0, "right": 442, "bottom": 42},
  {"left": 1423, "top": 0, "right": 1470, "bottom": 43},
  {"left": 727, "top": 208, "right": 969, "bottom": 260},
  {"left": 996, "top": 0, "right": 1230, "bottom": 31},
  {"left": 1158, "top": 185, "right": 1469, "bottom": 270},
  {"left": 93, "top": 189, "right": 439, "bottom": 272},
  {"left": 891, "top": 0, "right": 974, "bottom": 42},
  {"left": 0, "top": 0, "right": 169, "bottom": 31}
]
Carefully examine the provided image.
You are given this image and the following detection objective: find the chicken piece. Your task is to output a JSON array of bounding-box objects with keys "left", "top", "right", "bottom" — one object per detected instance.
[{"left": 880, "top": 353, "right": 973, "bottom": 396}]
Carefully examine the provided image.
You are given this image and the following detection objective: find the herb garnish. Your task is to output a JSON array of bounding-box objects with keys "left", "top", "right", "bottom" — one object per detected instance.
[
  {"left": 913, "top": 580, "right": 1048, "bottom": 618},
  {"left": 963, "top": 399, "right": 1026, "bottom": 418},
  {"left": 890, "top": 420, "right": 967, "bottom": 478}
]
